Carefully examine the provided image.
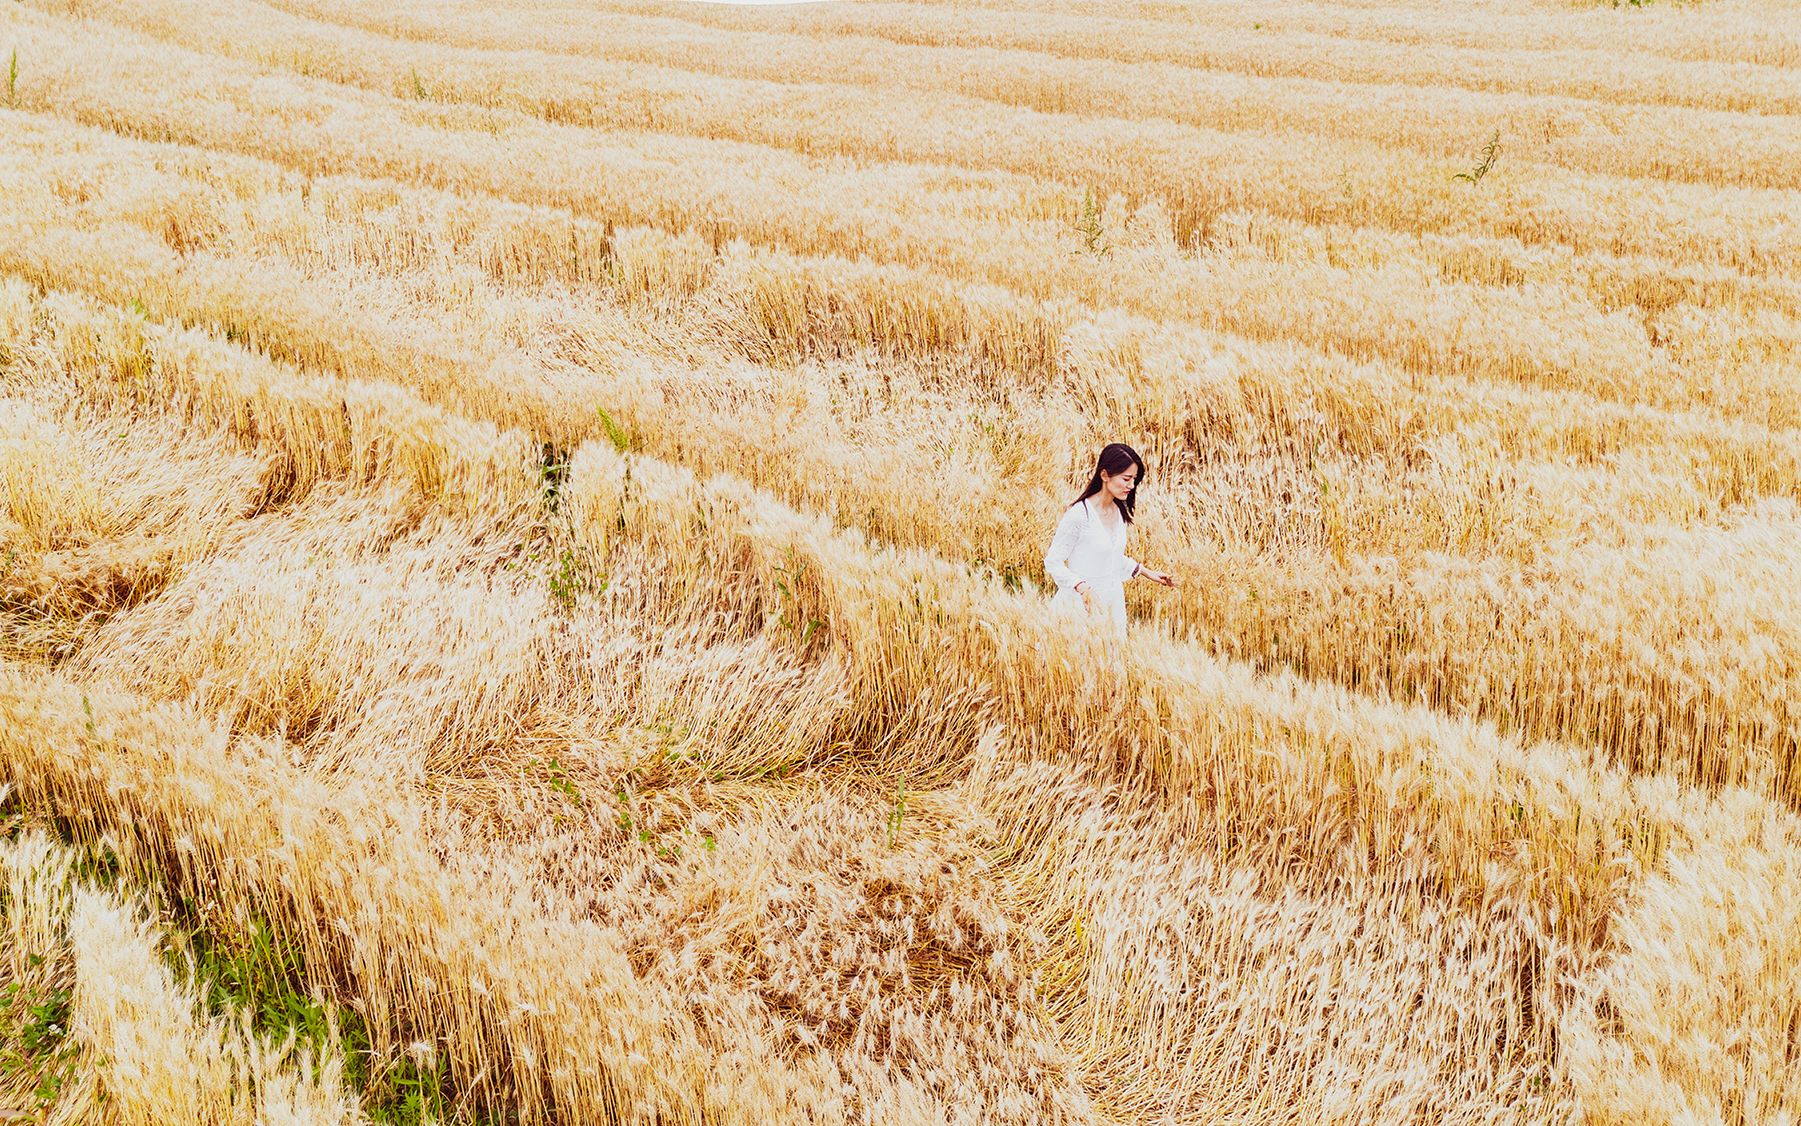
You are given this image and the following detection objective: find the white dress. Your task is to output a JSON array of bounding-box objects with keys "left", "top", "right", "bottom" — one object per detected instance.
[{"left": 1044, "top": 497, "right": 1139, "bottom": 639}]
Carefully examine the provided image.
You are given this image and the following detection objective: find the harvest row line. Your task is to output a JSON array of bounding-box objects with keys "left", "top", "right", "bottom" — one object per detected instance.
[
  {"left": 6, "top": 112, "right": 1797, "bottom": 796},
  {"left": 572, "top": 0, "right": 1801, "bottom": 111},
  {"left": 8, "top": 31, "right": 1801, "bottom": 439},
  {"left": 7, "top": 282, "right": 1796, "bottom": 1119},
  {"left": 13, "top": 3, "right": 1799, "bottom": 287},
  {"left": 236, "top": 0, "right": 1801, "bottom": 192}
]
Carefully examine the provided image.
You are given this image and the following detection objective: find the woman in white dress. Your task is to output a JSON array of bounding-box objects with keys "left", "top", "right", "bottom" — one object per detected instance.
[{"left": 1045, "top": 443, "right": 1177, "bottom": 639}]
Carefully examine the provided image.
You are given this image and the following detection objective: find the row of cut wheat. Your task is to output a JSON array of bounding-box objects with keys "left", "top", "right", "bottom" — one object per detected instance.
[
  {"left": 164, "top": 0, "right": 1801, "bottom": 425},
  {"left": 568, "top": 0, "right": 1801, "bottom": 112},
  {"left": 278, "top": 0, "right": 1801, "bottom": 191},
  {"left": 5, "top": 365, "right": 1794, "bottom": 1121},
  {"left": 7, "top": 144, "right": 1797, "bottom": 802},
  {"left": 13, "top": 2, "right": 1798, "bottom": 290},
  {"left": 268, "top": 0, "right": 1801, "bottom": 328},
  {"left": 16, "top": 6, "right": 1801, "bottom": 435},
  {"left": 2, "top": 272, "right": 1648, "bottom": 938},
  {"left": 10, "top": 103, "right": 1800, "bottom": 493},
  {"left": 979, "top": 0, "right": 1801, "bottom": 67}
]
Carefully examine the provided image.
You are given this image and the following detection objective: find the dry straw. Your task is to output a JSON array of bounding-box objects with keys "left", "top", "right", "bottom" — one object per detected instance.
[{"left": 3, "top": 0, "right": 1798, "bottom": 1119}]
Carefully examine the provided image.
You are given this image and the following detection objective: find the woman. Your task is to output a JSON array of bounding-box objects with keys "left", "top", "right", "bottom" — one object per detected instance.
[{"left": 1045, "top": 442, "right": 1177, "bottom": 639}]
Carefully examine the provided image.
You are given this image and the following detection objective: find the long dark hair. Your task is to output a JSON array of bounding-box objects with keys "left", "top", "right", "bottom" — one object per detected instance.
[{"left": 1071, "top": 442, "right": 1146, "bottom": 524}]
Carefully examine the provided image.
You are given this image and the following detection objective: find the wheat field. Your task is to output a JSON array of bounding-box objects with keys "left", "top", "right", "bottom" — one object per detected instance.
[{"left": 0, "top": 0, "right": 1798, "bottom": 1121}]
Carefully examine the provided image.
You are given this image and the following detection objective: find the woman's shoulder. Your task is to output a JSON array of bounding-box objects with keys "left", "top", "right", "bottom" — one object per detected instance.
[{"left": 1052, "top": 499, "right": 1084, "bottom": 534}]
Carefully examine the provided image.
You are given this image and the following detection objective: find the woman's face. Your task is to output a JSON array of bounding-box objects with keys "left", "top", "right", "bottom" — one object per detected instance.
[{"left": 1101, "top": 463, "right": 1138, "bottom": 500}]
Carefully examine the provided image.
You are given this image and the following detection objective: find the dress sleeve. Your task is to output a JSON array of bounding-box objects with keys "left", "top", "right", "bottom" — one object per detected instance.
[
  {"left": 1044, "top": 504, "right": 1084, "bottom": 593},
  {"left": 1119, "top": 525, "right": 1140, "bottom": 582}
]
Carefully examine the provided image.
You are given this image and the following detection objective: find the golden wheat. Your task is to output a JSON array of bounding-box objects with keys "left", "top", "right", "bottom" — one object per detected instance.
[
  {"left": 570, "top": 0, "right": 1801, "bottom": 112},
  {"left": 0, "top": 831, "right": 368, "bottom": 1125},
  {"left": 11, "top": 42, "right": 1801, "bottom": 440},
  {"left": 3, "top": 0, "right": 1797, "bottom": 1120},
  {"left": 8, "top": 130, "right": 1796, "bottom": 812},
  {"left": 269, "top": 0, "right": 1801, "bottom": 192}
]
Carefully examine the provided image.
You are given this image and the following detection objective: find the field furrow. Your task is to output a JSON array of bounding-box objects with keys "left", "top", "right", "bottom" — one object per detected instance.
[
  {"left": 7, "top": 107, "right": 1799, "bottom": 805},
  {"left": 577, "top": 0, "right": 1801, "bottom": 113},
  {"left": 18, "top": 3, "right": 1801, "bottom": 440},
  {"left": 265, "top": 0, "right": 1801, "bottom": 192},
  {"left": 3, "top": 175, "right": 1796, "bottom": 814},
  {"left": 9, "top": 3, "right": 1799, "bottom": 286},
  {"left": 936, "top": 0, "right": 1801, "bottom": 69}
]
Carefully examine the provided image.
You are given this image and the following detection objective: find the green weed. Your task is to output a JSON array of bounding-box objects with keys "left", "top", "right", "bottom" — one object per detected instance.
[
  {"left": 595, "top": 405, "right": 631, "bottom": 453},
  {"left": 514, "top": 446, "right": 607, "bottom": 612},
  {"left": 536, "top": 442, "right": 570, "bottom": 512},
  {"left": 0, "top": 967, "right": 79, "bottom": 1112},
  {"left": 886, "top": 779, "right": 907, "bottom": 849},
  {"left": 527, "top": 755, "right": 583, "bottom": 808},
  {"left": 1455, "top": 130, "right": 1502, "bottom": 185},
  {"left": 548, "top": 546, "right": 600, "bottom": 610},
  {"left": 173, "top": 909, "right": 349, "bottom": 1077},
  {"left": 771, "top": 548, "right": 826, "bottom": 644},
  {"left": 167, "top": 903, "right": 474, "bottom": 1123},
  {"left": 369, "top": 1050, "right": 450, "bottom": 1126},
  {"left": 1073, "top": 186, "right": 1108, "bottom": 255}
]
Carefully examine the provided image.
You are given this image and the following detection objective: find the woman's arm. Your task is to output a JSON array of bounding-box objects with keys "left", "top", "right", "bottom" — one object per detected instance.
[
  {"left": 1044, "top": 505, "right": 1086, "bottom": 593},
  {"left": 1133, "top": 561, "right": 1178, "bottom": 587},
  {"left": 1122, "top": 535, "right": 1177, "bottom": 587}
]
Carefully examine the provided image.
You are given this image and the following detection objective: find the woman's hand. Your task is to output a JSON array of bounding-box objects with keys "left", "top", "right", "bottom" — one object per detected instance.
[
  {"left": 1076, "top": 581, "right": 1095, "bottom": 612},
  {"left": 1143, "top": 568, "right": 1178, "bottom": 588}
]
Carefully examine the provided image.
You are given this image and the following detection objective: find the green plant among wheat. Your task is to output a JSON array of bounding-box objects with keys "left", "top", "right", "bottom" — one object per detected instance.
[{"left": 1455, "top": 129, "right": 1502, "bottom": 184}]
